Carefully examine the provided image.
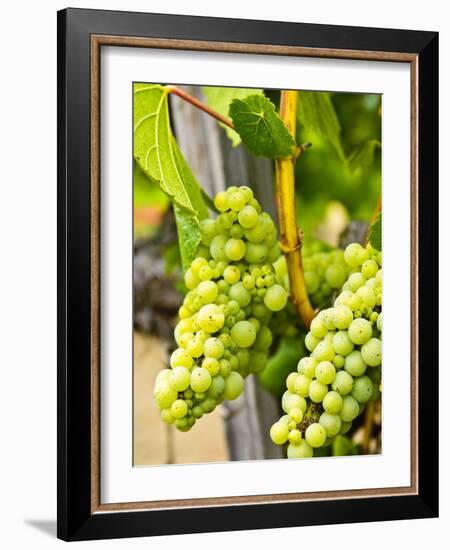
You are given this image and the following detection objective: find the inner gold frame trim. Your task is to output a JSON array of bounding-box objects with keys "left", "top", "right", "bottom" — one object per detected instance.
[{"left": 90, "top": 35, "right": 419, "bottom": 514}]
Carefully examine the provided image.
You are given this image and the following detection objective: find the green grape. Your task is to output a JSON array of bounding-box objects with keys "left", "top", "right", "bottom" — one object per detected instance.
[
  {"left": 197, "top": 304, "right": 225, "bottom": 333},
  {"left": 223, "top": 371, "right": 244, "bottom": 400},
  {"left": 325, "top": 264, "right": 346, "bottom": 289},
  {"left": 304, "top": 271, "right": 320, "bottom": 293},
  {"left": 230, "top": 320, "right": 257, "bottom": 348},
  {"left": 310, "top": 317, "right": 328, "bottom": 338},
  {"left": 208, "top": 375, "right": 226, "bottom": 398},
  {"left": 253, "top": 325, "right": 273, "bottom": 351},
  {"left": 229, "top": 282, "right": 252, "bottom": 308},
  {"left": 228, "top": 190, "right": 246, "bottom": 211},
  {"left": 270, "top": 421, "right": 289, "bottom": 444},
  {"left": 287, "top": 440, "right": 313, "bottom": 458},
  {"left": 202, "top": 357, "right": 220, "bottom": 376},
  {"left": 214, "top": 191, "right": 229, "bottom": 212},
  {"left": 323, "top": 391, "right": 343, "bottom": 414},
  {"left": 210, "top": 234, "right": 228, "bottom": 261},
  {"left": 333, "top": 305, "right": 354, "bottom": 329},
  {"left": 245, "top": 242, "right": 268, "bottom": 264},
  {"left": 309, "top": 380, "right": 328, "bottom": 403},
  {"left": 282, "top": 391, "right": 307, "bottom": 413},
  {"left": 190, "top": 367, "right": 212, "bottom": 393},
  {"left": 347, "top": 272, "right": 366, "bottom": 292},
  {"left": 344, "top": 350, "right": 367, "bottom": 377},
  {"left": 197, "top": 280, "right": 219, "bottom": 304},
  {"left": 160, "top": 409, "right": 174, "bottom": 424},
  {"left": 223, "top": 265, "right": 241, "bottom": 285},
  {"left": 357, "top": 286, "right": 376, "bottom": 308},
  {"left": 361, "top": 338, "right": 382, "bottom": 366},
  {"left": 288, "top": 429, "right": 303, "bottom": 445},
  {"left": 171, "top": 399, "right": 188, "bottom": 419},
  {"left": 332, "top": 331, "right": 354, "bottom": 356},
  {"left": 312, "top": 340, "right": 335, "bottom": 362},
  {"left": 170, "top": 348, "right": 194, "bottom": 369},
  {"left": 305, "top": 423, "right": 327, "bottom": 448},
  {"left": 348, "top": 318, "right": 372, "bottom": 345},
  {"left": 169, "top": 366, "right": 191, "bottom": 392},
  {"left": 286, "top": 372, "right": 298, "bottom": 393},
  {"left": 294, "top": 374, "right": 312, "bottom": 398},
  {"left": 319, "top": 412, "right": 342, "bottom": 437},
  {"left": 154, "top": 381, "right": 178, "bottom": 409},
  {"left": 361, "top": 259, "right": 379, "bottom": 279},
  {"left": 155, "top": 369, "right": 171, "bottom": 386},
  {"left": 297, "top": 357, "right": 318, "bottom": 378},
  {"left": 288, "top": 407, "right": 304, "bottom": 424},
  {"left": 351, "top": 375, "right": 374, "bottom": 403},
  {"left": 332, "top": 370, "right": 354, "bottom": 395},
  {"left": 315, "top": 361, "right": 336, "bottom": 385},
  {"left": 340, "top": 395, "right": 360, "bottom": 422},
  {"left": 187, "top": 337, "right": 204, "bottom": 358},
  {"left": 264, "top": 284, "right": 288, "bottom": 312},
  {"left": 203, "top": 337, "right": 225, "bottom": 359},
  {"left": 224, "top": 238, "right": 246, "bottom": 261},
  {"left": 237, "top": 205, "right": 258, "bottom": 228}
]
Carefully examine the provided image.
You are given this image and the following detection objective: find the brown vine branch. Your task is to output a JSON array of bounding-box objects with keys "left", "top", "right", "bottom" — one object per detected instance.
[
  {"left": 166, "top": 85, "right": 235, "bottom": 130},
  {"left": 276, "top": 91, "right": 315, "bottom": 329},
  {"left": 362, "top": 401, "right": 375, "bottom": 454}
]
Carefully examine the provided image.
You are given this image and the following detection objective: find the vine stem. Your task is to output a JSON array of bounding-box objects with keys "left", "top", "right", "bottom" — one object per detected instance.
[
  {"left": 166, "top": 85, "right": 235, "bottom": 130},
  {"left": 276, "top": 91, "right": 315, "bottom": 329}
]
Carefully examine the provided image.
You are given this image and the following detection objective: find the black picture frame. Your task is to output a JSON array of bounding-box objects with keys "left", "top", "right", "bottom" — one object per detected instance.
[{"left": 57, "top": 7, "right": 438, "bottom": 541}]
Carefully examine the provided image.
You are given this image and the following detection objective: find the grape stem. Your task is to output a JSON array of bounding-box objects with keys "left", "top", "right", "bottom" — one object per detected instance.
[
  {"left": 166, "top": 85, "right": 235, "bottom": 130},
  {"left": 276, "top": 91, "right": 315, "bottom": 329},
  {"left": 362, "top": 400, "right": 375, "bottom": 454}
]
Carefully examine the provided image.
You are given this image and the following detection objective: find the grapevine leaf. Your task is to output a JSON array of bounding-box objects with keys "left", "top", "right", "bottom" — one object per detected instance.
[
  {"left": 133, "top": 83, "right": 208, "bottom": 268},
  {"left": 229, "top": 94, "right": 296, "bottom": 158},
  {"left": 202, "top": 87, "right": 263, "bottom": 147},
  {"left": 297, "top": 91, "right": 345, "bottom": 160},
  {"left": 368, "top": 212, "right": 382, "bottom": 251},
  {"left": 348, "top": 139, "right": 381, "bottom": 174}
]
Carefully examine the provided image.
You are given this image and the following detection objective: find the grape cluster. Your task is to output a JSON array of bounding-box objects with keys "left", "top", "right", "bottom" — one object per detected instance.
[
  {"left": 273, "top": 241, "right": 353, "bottom": 310},
  {"left": 154, "top": 186, "right": 288, "bottom": 431},
  {"left": 270, "top": 242, "right": 382, "bottom": 458}
]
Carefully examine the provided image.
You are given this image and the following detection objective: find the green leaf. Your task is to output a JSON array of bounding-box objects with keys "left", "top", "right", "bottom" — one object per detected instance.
[
  {"left": 133, "top": 83, "right": 208, "bottom": 268},
  {"left": 229, "top": 94, "right": 296, "bottom": 158},
  {"left": 348, "top": 139, "right": 381, "bottom": 174},
  {"left": 297, "top": 91, "right": 345, "bottom": 160},
  {"left": 202, "top": 87, "right": 263, "bottom": 147},
  {"left": 368, "top": 212, "right": 382, "bottom": 251}
]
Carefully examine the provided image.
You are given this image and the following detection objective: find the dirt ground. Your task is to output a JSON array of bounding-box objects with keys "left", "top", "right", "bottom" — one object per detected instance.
[{"left": 133, "top": 331, "right": 229, "bottom": 466}]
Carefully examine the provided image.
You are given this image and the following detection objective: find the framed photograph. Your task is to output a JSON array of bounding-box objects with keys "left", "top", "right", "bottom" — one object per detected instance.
[{"left": 57, "top": 8, "right": 438, "bottom": 541}]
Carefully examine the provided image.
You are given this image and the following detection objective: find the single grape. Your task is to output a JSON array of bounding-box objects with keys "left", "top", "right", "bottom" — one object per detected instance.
[
  {"left": 223, "top": 371, "right": 245, "bottom": 400},
  {"left": 340, "top": 395, "right": 360, "bottom": 422},
  {"left": 170, "top": 348, "right": 194, "bottom": 369},
  {"left": 351, "top": 375, "right": 374, "bottom": 403},
  {"left": 171, "top": 399, "right": 188, "bottom": 419},
  {"left": 287, "top": 440, "right": 313, "bottom": 458},
  {"left": 348, "top": 318, "right": 372, "bottom": 345},
  {"left": 297, "top": 357, "right": 318, "bottom": 378},
  {"left": 315, "top": 361, "right": 336, "bottom": 385},
  {"left": 264, "top": 284, "right": 288, "bottom": 312},
  {"left": 332, "top": 331, "right": 354, "bottom": 356},
  {"left": 309, "top": 380, "right": 329, "bottom": 403},
  {"left": 294, "top": 374, "right": 312, "bottom": 398},
  {"left": 214, "top": 191, "right": 229, "bottom": 212},
  {"left": 312, "top": 340, "right": 335, "bottom": 362},
  {"left": 190, "top": 367, "right": 212, "bottom": 393},
  {"left": 344, "top": 350, "right": 367, "bottom": 377},
  {"left": 332, "top": 370, "right": 354, "bottom": 395},
  {"left": 361, "top": 338, "right": 382, "bottom": 366},
  {"left": 270, "top": 421, "right": 289, "bottom": 444},
  {"left": 197, "top": 304, "right": 225, "bottom": 333},
  {"left": 323, "top": 391, "right": 343, "bottom": 414},
  {"left": 288, "top": 429, "right": 303, "bottom": 445},
  {"left": 238, "top": 205, "right": 258, "bottom": 228},
  {"left": 154, "top": 381, "right": 178, "bottom": 409},
  {"left": 319, "top": 412, "right": 342, "bottom": 437},
  {"left": 230, "top": 320, "right": 257, "bottom": 348},
  {"left": 229, "top": 282, "right": 252, "bottom": 308},
  {"left": 305, "top": 423, "right": 327, "bottom": 448},
  {"left": 223, "top": 265, "right": 241, "bottom": 285},
  {"left": 169, "top": 366, "right": 191, "bottom": 392}
]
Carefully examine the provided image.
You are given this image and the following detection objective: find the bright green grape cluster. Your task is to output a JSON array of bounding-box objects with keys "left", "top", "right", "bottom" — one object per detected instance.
[
  {"left": 270, "top": 242, "right": 382, "bottom": 458},
  {"left": 154, "top": 186, "right": 288, "bottom": 431},
  {"left": 273, "top": 241, "right": 353, "bottom": 310}
]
